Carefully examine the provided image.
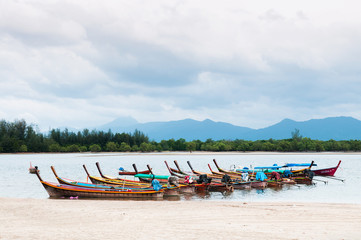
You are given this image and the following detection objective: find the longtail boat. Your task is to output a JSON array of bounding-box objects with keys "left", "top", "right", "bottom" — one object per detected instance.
[
  {"left": 167, "top": 161, "right": 232, "bottom": 192},
  {"left": 83, "top": 164, "right": 152, "bottom": 186},
  {"left": 134, "top": 164, "right": 169, "bottom": 184},
  {"left": 165, "top": 161, "right": 186, "bottom": 178},
  {"left": 171, "top": 161, "right": 237, "bottom": 190},
  {"left": 94, "top": 162, "right": 166, "bottom": 184},
  {"left": 213, "top": 159, "right": 243, "bottom": 176},
  {"left": 84, "top": 164, "right": 180, "bottom": 196},
  {"left": 221, "top": 159, "right": 315, "bottom": 176},
  {"left": 164, "top": 161, "right": 210, "bottom": 193},
  {"left": 51, "top": 166, "right": 156, "bottom": 191},
  {"left": 210, "top": 164, "right": 296, "bottom": 188},
  {"left": 118, "top": 166, "right": 151, "bottom": 176},
  {"left": 207, "top": 163, "right": 267, "bottom": 189},
  {"left": 312, "top": 160, "right": 341, "bottom": 176},
  {"left": 214, "top": 158, "right": 314, "bottom": 182},
  {"left": 173, "top": 160, "right": 193, "bottom": 176},
  {"left": 35, "top": 168, "right": 164, "bottom": 199},
  {"left": 185, "top": 161, "right": 235, "bottom": 192},
  {"left": 96, "top": 162, "right": 128, "bottom": 180},
  {"left": 253, "top": 161, "right": 315, "bottom": 184}
]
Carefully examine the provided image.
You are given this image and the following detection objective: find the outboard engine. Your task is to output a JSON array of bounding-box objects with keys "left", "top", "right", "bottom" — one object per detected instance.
[
  {"left": 197, "top": 174, "right": 212, "bottom": 184},
  {"left": 304, "top": 169, "right": 315, "bottom": 180},
  {"left": 167, "top": 176, "right": 179, "bottom": 187},
  {"left": 221, "top": 174, "right": 231, "bottom": 184}
]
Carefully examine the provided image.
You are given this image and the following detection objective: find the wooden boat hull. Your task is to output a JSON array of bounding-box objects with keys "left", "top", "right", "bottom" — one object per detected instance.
[
  {"left": 312, "top": 160, "right": 341, "bottom": 176},
  {"left": 232, "top": 182, "right": 252, "bottom": 190},
  {"left": 266, "top": 177, "right": 297, "bottom": 187},
  {"left": 58, "top": 177, "right": 151, "bottom": 189},
  {"left": 41, "top": 181, "right": 164, "bottom": 199},
  {"left": 179, "top": 185, "right": 196, "bottom": 194},
  {"left": 249, "top": 181, "right": 268, "bottom": 189},
  {"left": 208, "top": 183, "right": 234, "bottom": 192},
  {"left": 292, "top": 177, "right": 313, "bottom": 185},
  {"left": 163, "top": 187, "right": 180, "bottom": 197},
  {"left": 267, "top": 181, "right": 283, "bottom": 188}
]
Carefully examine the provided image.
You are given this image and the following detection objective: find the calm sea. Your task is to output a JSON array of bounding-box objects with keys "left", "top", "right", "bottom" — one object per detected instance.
[{"left": 0, "top": 152, "right": 359, "bottom": 203}]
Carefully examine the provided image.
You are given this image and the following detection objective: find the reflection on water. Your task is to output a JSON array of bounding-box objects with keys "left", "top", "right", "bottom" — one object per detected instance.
[
  {"left": 0, "top": 152, "right": 360, "bottom": 203},
  {"left": 256, "top": 189, "right": 265, "bottom": 194}
]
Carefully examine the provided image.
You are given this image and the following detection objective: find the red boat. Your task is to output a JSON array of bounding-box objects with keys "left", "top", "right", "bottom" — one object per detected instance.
[{"left": 312, "top": 160, "right": 341, "bottom": 176}]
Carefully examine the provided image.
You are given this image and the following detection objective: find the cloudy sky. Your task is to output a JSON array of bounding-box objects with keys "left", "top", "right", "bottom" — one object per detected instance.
[{"left": 1, "top": 0, "right": 361, "bottom": 130}]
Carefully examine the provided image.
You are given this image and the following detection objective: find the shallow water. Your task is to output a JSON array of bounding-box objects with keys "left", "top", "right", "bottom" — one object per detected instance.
[{"left": 0, "top": 152, "right": 359, "bottom": 203}]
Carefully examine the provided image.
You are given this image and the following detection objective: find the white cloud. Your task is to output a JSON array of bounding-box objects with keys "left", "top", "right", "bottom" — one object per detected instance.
[{"left": 1, "top": 0, "right": 361, "bottom": 130}]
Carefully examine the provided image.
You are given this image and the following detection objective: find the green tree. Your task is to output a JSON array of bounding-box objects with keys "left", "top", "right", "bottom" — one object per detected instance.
[
  {"left": 174, "top": 138, "right": 186, "bottom": 151},
  {"left": 315, "top": 141, "right": 325, "bottom": 152},
  {"left": 186, "top": 142, "right": 196, "bottom": 152},
  {"left": 140, "top": 142, "right": 154, "bottom": 152},
  {"left": 291, "top": 128, "right": 303, "bottom": 141},
  {"left": 66, "top": 144, "right": 80, "bottom": 152},
  {"left": 105, "top": 141, "right": 118, "bottom": 152},
  {"left": 79, "top": 146, "right": 88, "bottom": 152},
  {"left": 119, "top": 142, "right": 131, "bottom": 152},
  {"left": 19, "top": 144, "right": 28, "bottom": 152},
  {"left": 89, "top": 144, "right": 101, "bottom": 152},
  {"left": 133, "top": 129, "right": 149, "bottom": 146},
  {"left": 160, "top": 140, "right": 170, "bottom": 151},
  {"left": 49, "top": 143, "right": 61, "bottom": 152},
  {"left": 131, "top": 145, "right": 139, "bottom": 152}
]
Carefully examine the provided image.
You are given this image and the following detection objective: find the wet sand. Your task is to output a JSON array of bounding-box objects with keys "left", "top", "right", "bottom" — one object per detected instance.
[{"left": 1, "top": 198, "right": 360, "bottom": 240}]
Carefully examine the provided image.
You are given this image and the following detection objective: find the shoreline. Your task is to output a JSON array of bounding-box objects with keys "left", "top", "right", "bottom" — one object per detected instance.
[
  {"left": 2, "top": 150, "right": 361, "bottom": 155},
  {"left": 1, "top": 197, "right": 360, "bottom": 240}
]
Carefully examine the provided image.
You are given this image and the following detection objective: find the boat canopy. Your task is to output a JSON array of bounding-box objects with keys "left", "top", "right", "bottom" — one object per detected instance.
[
  {"left": 254, "top": 165, "right": 282, "bottom": 170},
  {"left": 135, "top": 174, "right": 170, "bottom": 180},
  {"left": 284, "top": 163, "right": 317, "bottom": 167}
]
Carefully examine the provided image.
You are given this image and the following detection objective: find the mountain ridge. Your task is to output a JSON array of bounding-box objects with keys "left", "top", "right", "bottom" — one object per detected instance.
[{"left": 96, "top": 116, "right": 361, "bottom": 141}]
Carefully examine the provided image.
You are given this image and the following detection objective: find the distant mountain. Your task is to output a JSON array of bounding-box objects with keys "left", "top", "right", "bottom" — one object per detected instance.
[
  {"left": 99, "top": 118, "right": 252, "bottom": 141},
  {"left": 250, "top": 116, "right": 361, "bottom": 141},
  {"left": 98, "top": 116, "right": 139, "bottom": 132},
  {"left": 96, "top": 116, "right": 361, "bottom": 141}
]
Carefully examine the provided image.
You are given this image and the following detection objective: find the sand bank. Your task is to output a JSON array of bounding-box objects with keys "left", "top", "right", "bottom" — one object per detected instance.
[{"left": 1, "top": 198, "right": 360, "bottom": 240}]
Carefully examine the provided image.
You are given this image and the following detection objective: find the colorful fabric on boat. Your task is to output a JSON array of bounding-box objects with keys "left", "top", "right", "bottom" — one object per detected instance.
[
  {"left": 184, "top": 175, "right": 193, "bottom": 184},
  {"left": 151, "top": 179, "right": 162, "bottom": 191},
  {"left": 255, "top": 172, "right": 267, "bottom": 181},
  {"left": 283, "top": 170, "right": 293, "bottom": 177},
  {"left": 271, "top": 171, "right": 281, "bottom": 180},
  {"left": 119, "top": 167, "right": 125, "bottom": 171}
]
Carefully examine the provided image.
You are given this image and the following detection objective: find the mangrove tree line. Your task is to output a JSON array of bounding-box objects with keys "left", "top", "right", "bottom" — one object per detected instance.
[{"left": 1, "top": 119, "right": 361, "bottom": 153}]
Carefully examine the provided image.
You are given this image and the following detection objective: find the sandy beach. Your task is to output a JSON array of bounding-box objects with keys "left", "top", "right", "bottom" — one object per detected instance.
[{"left": 1, "top": 198, "right": 360, "bottom": 240}]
